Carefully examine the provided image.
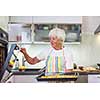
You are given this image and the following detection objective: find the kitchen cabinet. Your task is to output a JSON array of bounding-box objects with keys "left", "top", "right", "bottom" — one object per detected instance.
[
  {"left": 13, "top": 75, "right": 37, "bottom": 83},
  {"left": 9, "top": 16, "right": 82, "bottom": 24},
  {"left": 34, "top": 24, "right": 81, "bottom": 43},
  {"left": 33, "top": 16, "right": 82, "bottom": 24},
  {"left": 88, "top": 75, "right": 100, "bottom": 83},
  {"left": 75, "top": 75, "right": 88, "bottom": 83},
  {"left": 8, "top": 23, "right": 81, "bottom": 43},
  {"left": 9, "top": 16, "right": 33, "bottom": 24},
  {"left": 8, "top": 16, "right": 82, "bottom": 43},
  {"left": 6, "top": 75, "right": 38, "bottom": 83},
  {"left": 0, "top": 16, "right": 9, "bottom": 32},
  {"left": 8, "top": 24, "right": 32, "bottom": 42}
]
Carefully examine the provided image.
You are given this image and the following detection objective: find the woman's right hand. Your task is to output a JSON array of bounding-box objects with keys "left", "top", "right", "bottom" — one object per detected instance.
[{"left": 20, "top": 48, "right": 27, "bottom": 55}]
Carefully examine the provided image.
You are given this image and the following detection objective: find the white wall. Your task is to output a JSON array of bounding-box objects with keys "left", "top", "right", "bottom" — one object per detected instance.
[
  {"left": 13, "top": 34, "right": 100, "bottom": 68},
  {"left": 82, "top": 16, "right": 100, "bottom": 34}
]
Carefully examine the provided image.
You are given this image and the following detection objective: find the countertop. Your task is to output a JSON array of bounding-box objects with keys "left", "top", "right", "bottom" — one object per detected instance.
[
  {"left": 10, "top": 69, "right": 100, "bottom": 75},
  {"left": 11, "top": 68, "right": 42, "bottom": 75}
]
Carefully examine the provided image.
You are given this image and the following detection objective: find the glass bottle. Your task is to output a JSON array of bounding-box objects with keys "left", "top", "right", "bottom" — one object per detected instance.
[
  {"left": 15, "top": 59, "right": 19, "bottom": 70},
  {"left": 73, "top": 63, "right": 77, "bottom": 69}
]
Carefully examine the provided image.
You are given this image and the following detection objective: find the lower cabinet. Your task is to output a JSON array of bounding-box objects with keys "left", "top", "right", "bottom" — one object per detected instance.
[
  {"left": 75, "top": 75, "right": 88, "bottom": 83},
  {"left": 88, "top": 75, "right": 100, "bottom": 83},
  {"left": 6, "top": 75, "right": 38, "bottom": 83},
  {"left": 14, "top": 75, "right": 38, "bottom": 83},
  {"left": 7, "top": 74, "right": 100, "bottom": 83}
]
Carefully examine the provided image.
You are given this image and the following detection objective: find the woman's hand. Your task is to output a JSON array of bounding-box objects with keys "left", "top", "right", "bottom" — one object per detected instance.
[{"left": 20, "top": 48, "right": 27, "bottom": 55}]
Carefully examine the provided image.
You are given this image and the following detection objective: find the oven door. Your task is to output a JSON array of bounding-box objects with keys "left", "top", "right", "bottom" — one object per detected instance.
[{"left": 0, "top": 43, "right": 7, "bottom": 73}]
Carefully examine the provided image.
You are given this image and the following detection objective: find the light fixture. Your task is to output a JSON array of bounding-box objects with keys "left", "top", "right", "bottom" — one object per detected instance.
[{"left": 94, "top": 25, "right": 100, "bottom": 34}]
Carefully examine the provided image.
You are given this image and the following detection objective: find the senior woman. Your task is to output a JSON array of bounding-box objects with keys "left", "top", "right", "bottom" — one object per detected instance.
[{"left": 20, "top": 27, "right": 73, "bottom": 76}]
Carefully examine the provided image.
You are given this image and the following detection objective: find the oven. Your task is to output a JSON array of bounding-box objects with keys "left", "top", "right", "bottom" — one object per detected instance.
[{"left": 0, "top": 28, "right": 8, "bottom": 73}]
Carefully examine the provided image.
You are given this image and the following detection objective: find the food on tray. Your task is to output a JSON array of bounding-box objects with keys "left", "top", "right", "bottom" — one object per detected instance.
[
  {"left": 83, "top": 67, "right": 96, "bottom": 71},
  {"left": 19, "top": 66, "right": 27, "bottom": 71},
  {"left": 41, "top": 75, "right": 77, "bottom": 79},
  {"left": 72, "top": 69, "right": 82, "bottom": 72},
  {"left": 79, "top": 66, "right": 84, "bottom": 70},
  {"left": 72, "top": 66, "right": 97, "bottom": 72},
  {"left": 57, "top": 75, "right": 77, "bottom": 78}
]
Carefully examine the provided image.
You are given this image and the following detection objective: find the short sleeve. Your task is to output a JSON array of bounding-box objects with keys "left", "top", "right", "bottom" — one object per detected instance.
[{"left": 36, "top": 48, "right": 50, "bottom": 61}]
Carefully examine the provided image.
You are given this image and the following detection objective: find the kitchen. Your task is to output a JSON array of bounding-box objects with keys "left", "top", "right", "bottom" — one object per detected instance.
[{"left": 0, "top": 16, "right": 100, "bottom": 83}]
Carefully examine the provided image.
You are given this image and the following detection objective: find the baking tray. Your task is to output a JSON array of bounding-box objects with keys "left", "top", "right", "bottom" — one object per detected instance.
[{"left": 37, "top": 74, "right": 78, "bottom": 82}]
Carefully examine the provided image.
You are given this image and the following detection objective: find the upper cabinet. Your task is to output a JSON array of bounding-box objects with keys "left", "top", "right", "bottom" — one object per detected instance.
[
  {"left": 8, "top": 16, "right": 82, "bottom": 43},
  {"left": 0, "top": 16, "right": 9, "bottom": 32},
  {"left": 9, "top": 16, "right": 82, "bottom": 24},
  {"left": 8, "top": 24, "right": 32, "bottom": 42},
  {"left": 9, "top": 16, "right": 33, "bottom": 23},
  {"left": 33, "top": 16, "right": 82, "bottom": 24},
  {"left": 34, "top": 24, "right": 81, "bottom": 43}
]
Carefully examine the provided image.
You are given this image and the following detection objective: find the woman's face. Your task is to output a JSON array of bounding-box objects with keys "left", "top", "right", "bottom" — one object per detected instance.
[{"left": 50, "top": 35, "right": 63, "bottom": 50}]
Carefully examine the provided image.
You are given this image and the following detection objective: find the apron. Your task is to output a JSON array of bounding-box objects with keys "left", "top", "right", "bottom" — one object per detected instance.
[{"left": 45, "top": 48, "right": 66, "bottom": 76}]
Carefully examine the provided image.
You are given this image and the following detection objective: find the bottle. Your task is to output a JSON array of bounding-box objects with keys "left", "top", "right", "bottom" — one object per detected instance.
[
  {"left": 8, "top": 60, "right": 15, "bottom": 71},
  {"left": 73, "top": 63, "right": 77, "bottom": 69},
  {"left": 14, "top": 59, "right": 19, "bottom": 70}
]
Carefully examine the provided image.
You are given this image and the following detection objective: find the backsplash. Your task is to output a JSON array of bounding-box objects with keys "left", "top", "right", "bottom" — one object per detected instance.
[{"left": 8, "top": 33, "right": 100, "bottom": 68}]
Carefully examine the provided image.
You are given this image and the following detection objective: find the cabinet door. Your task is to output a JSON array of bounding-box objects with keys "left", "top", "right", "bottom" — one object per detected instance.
[
  {"left": 8, "top": 24, "right": 32, "bottom": 42},
  {"left": 34, "top": 24, "right": 81, "bottom": 43},
  {"left": 88, "top": 75, "right": 100, "bottom": 83},
  {"left": 14, "top": 75, "right": 38, "bottom": 83},
  {"left": 33, "top": 16, "right": 82, "bottom": 24},
  {"left": 0, "top": 16, "right": 9, "bottom": 31},
  {"left": 9, "top": 16, "right": 82, "bottom": 24},
  {"left": 9, "top": 16, "right": 33, "bottom": 23}
]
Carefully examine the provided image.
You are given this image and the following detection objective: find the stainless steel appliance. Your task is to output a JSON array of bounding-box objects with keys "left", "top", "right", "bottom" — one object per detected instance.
[{"left": 0, "top": 28, "right": 8, "bottom": 73}]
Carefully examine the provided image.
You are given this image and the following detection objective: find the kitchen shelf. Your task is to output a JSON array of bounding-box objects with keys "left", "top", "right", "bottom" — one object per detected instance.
[
  {"left": 8, "top": 23, "right": 81, "bottom": 44},
  {"left": 8, "top": 41, "right": 81, "bottom": 45},
  {"left": 8, "top": 41, "right": 33, "bottom": 44},
  {"left": 34, "top": 42, "right": 81, "bottom": 45},
  {"left": 34, "top": 24, "right": 81, "bottom": 43}
]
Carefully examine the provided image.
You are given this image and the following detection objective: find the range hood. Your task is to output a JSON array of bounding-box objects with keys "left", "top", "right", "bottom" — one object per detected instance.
[{"left": 94, "top": 25, "right": 100, "bottom": 34}]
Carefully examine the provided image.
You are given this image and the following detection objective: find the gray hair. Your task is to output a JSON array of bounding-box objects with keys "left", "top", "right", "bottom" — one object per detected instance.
[{"left": 49, "top": 27, "right": 66, "bottom": 42}]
